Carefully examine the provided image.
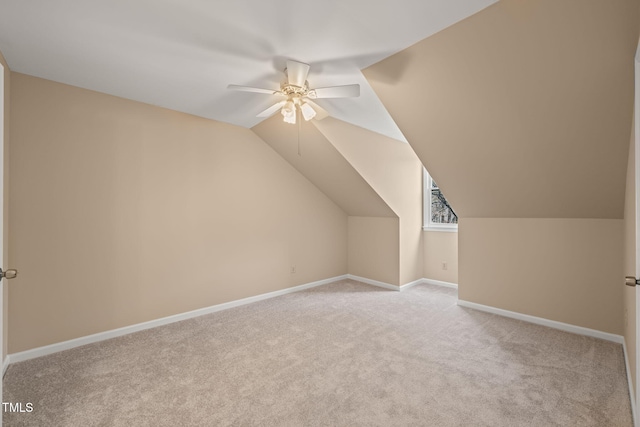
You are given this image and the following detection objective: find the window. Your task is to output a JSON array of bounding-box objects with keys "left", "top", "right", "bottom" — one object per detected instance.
[{"left": 423, "top": 168, "right": 457, "bottom": 231}]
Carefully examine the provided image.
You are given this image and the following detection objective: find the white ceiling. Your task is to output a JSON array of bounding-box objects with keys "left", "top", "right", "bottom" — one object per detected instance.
[{"left": 0, "top": 0, "right": 496, "bottom": 142}]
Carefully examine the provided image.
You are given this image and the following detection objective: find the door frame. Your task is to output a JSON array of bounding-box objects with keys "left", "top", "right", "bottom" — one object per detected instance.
[
  {"left": 0, "top": 58, "right": 5, "bottom": 427},
  {"left": 634, "top": 41, "right": 640, "bottom": 427}
]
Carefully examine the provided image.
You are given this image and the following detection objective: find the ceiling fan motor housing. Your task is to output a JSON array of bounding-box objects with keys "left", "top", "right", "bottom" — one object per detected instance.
[{"left": 280, "top": 81, "right": 310, "bottom": 98}]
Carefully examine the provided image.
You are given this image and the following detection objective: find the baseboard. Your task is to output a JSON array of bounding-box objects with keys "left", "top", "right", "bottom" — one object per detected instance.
[
  {"left": 346, "top": 274, "right": 399, "bottom": 291},
  {"left": 459, "top": 297, "right": 633, "bottom": 413},
  {"left": 8, "top": 274, "right": 349, "bottom": 365},
  {"left": 399, "top": 279, "right": 423, "bottom": 291},
  {"left": 457, "top": 299, "right": 624, "bottom": 344},
  {"left": 623, "top": 339, "right": 637, "bottom": 426},
  {"left": 7, "top": 275, "right": 450, "bottom": 365},
  {"left": 346, "top": 276, "right": 458, "bottom": 292},
  {"left": 421, "top": 278, "right": 458, "bottom": 290}
]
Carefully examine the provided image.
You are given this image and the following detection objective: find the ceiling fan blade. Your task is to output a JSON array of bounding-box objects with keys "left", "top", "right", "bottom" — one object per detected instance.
[
  {"left": 286, "top": 60, "right": 310, "bottom": 87},
  {"left": 308, "top": 84, "right": 360, "bottom": 99},
  {"left": 304, "top": 100, "right": 330, "bottom": 121},
  {"left": 257, "top": 101, "right": 287, "bottom": 117},
  {"left": 227, "top": 84, "right": 281, "bottom": 95}
]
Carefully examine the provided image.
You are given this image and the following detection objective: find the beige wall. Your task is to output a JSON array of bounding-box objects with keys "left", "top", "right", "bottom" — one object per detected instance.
[
  {"left": 0, "top": 49, "right": 9, "bottom": 361},
  {"left": 315, "top": 118, "right": 423, "bottom": 286},
  {"left": 347, "top": 217, "right": 399, "bottom": 286},
  {"left": 624, "top": 115, "right": 636, "bottom": 394},
  {"left": 252, "top": 116, "right": 395, "bottom": 218},
  {"left": 460, "top": 218, "right": 623, "bottom": 335},
  {"left": 254, "top": 116, "right": 412, "bottom": 287},
  {"left": 9, "top": 73, "right": 348, "bottom": 353},
  {"left": 423, "top": 231, "right": 458, "bottom": 284},
  {"left": 364, "top": 0, "right": 636, "bottom": 340},
  {"left": 365, "top": 0, "right": 638, "bottom": 220}
]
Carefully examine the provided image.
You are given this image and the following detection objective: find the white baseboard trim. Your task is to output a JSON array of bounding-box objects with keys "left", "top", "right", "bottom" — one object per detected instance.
[
  {"left": 346, "top": 276, "right": 459, "bottom": 292},
  {"left": 422, "top": 278, "right": 458, "bottom": 290},
  {"left": 457, "top": 299, "right": 624, "bottom": 344},
  {"left": 399, "top": 279, "right": 423, "bottom": 291},
  {"left": 346, "top": 274, "right": 399, "bottom": 291},
  {"left": 2, "top": 355, "right": 9, "bottom": 377},
  {"left": 7, "top": 274, "right": 349, "bottom": 365},
  {"left": 623, "top": 339, "right": 637, "bottom": 426},
  {"left": 9, "top": 274, "right": 453, "bottom": 366},
  {"left": 459, "top": 297, "right": 635, "bottom": 414}
]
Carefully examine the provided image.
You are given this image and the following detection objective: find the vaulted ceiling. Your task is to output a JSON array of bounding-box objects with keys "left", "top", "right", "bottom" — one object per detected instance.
[
  {"left": 252, "top": 116, "right": 396, "bottom": 218},
  {"left": 0, "top": 0, "right": 496, "bottom": 142},
  {"left": 1, "top": 0, "right": 638, "bottom": 221}
]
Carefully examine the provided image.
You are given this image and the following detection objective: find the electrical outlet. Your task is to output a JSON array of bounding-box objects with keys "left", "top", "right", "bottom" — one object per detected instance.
[
  {"left": 442, "top": 262, "right": 448, "bottom": 271},
  {"left": 290, "top": 266, "right": 296, "bottom": 274}
]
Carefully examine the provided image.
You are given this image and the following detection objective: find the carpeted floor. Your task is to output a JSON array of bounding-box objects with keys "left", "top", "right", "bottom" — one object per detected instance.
[{"left": 3, "top": 280, "right": 633, "bottom": 426}]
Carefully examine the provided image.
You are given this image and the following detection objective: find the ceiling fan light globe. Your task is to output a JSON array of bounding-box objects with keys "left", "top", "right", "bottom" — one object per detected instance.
[
  {"left": 281, "top": 100, "right": 295, "bottom": 117},
  {"left": 283, "top": 109, "right": 296, "bottom": 124},
  {"left": 300, "top": 102, "right": 317, "bottom": 121}
]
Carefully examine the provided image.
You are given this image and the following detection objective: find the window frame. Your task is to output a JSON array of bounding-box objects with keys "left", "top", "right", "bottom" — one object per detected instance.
[{"left": 423, "top": 168, "right": 458, "bottom": 232}]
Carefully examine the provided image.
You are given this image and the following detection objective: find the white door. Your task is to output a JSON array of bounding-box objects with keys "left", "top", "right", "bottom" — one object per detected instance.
[
  {"left": 0, "top": 61, "right": 19, "bottom": 427},
  {"left": 0, "top": 59, "right": 5, "bottom": 427},
  {"left": 0, "top": 60, "right": 5, "bottom": 427},
  {"left": 0, "top": 60, "right": 16, "bottom": 427}
]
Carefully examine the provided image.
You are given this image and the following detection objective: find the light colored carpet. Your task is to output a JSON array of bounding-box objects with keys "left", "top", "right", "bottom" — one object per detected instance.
[{"left": 3, "top": 280, "right": 633, "bottom": 426}]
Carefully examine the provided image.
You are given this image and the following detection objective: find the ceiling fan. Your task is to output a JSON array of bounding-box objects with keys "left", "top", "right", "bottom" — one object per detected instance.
[{"left": 227, "top": 59, "right": 360, "bottom": 125}]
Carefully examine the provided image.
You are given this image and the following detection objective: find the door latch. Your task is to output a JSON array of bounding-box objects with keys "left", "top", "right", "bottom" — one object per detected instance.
[{"left": 0, "top": 268, "right": 18, "bottom": 280}]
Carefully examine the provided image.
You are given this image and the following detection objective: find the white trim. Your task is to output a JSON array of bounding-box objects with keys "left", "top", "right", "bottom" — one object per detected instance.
[
  {"left": 7, "top": 275, "right": 348, "bottom": 365},
  {"left": 624, "top": 338, "right": 637, "bottom": 426},
  {"left": 633, "top": 41, "right": 640, "bottom": 427},
  {"left": 462, "top": 295, "right": 637, "bottom": 422},
  {"left": 5, "top": 275, "right": 455, "bottom": 366},
  {"left": 399, "top": 279, "right": 423, "bottom": 291},
  {"left": 457, "top": 299, "right": 624, "bottom": 344},
  {"left": 422, "top": 226, "right": 458, "bottom": 233},
  {"left": 400, "top": 278, "right": 459, "bottom": 291},
  {"left": 346, "top": 275, "right": 459, "bottom": 292},
  {"left": 422, "top": 278, "right": 458, "bottom": 289},
  {"left": 423, "top": 167, "right": 458, "bottom": 230},
  {"left": 2, "top": 355, "right": 8, "bottom": 377},
  {"left": 346, "top": 274, "right": 399, "bottom": 291}
]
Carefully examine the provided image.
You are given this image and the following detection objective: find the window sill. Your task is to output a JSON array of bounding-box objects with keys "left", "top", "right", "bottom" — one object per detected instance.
[{"left": 423, "top": 226, "right": 458, "bottom": 233}]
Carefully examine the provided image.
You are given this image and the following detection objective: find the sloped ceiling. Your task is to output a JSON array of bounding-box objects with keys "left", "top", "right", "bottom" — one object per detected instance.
[
  {"left": 314, "top": 117, "right": 423, "bottom": 218},
  {"left": 365, "top": 0, "right": 639, "bottom": 219},
  {"left": 0, "top": 0, "right": 496, "bottom": 143},
  {"left": 252, "top": 116, "right": 396, "bottom": 218}
]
